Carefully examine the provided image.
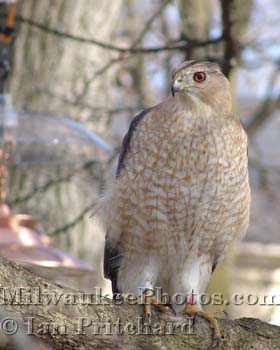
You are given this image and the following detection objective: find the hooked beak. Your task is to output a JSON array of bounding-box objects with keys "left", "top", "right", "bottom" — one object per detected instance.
[
  {"left": 171, "top": 79, "right": 181, "bottom": 97},
  {"left": 171, "top": 84, "right": 176, "bottom": 97}
]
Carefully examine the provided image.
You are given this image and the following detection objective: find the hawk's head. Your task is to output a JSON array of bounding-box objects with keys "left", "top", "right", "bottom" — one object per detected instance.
[{"left": 171, "top": 60, "right": 232, "bottom": 114}]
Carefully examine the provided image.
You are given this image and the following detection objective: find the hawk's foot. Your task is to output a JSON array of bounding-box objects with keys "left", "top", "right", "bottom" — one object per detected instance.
[
  {"left": 121, "top": 290, "right": 175, "bottom": 324},
  {"left": 182, "top": 303, "right": 222, "bottom": 348},
  {"left": 141, "top": 289, "right": 176, "bottom": 323}
]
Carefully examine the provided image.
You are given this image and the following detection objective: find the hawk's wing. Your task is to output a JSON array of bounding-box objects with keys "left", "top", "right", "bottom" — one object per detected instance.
[
  {"left": 103, "top": 239, "right": 122, "bottom": 294},
  {"left": 103, "top": 107, "right": 153, "bottom": 294},
  {"left": 116, "top": 107, "right": 153, "bottom": 177}
]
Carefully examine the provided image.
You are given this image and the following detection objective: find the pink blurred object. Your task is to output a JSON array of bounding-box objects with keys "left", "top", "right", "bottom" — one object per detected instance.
[
  {"left": 0, "top": 212, "right": 51, "bottom": 247},
  {"left": 0, "top": 96, "right": 100, "bottom": 290},
  {"left": 0, "top": 208, "right": 94, "bottom": 271},
  {"left": 0, "top": 98, "right": 99, "bottom": 290},
  {"left": 0, "top": 208, "right": 98, "bottom": 290},
  {"left": 0, "top": 127, "right": 94, "bottom": 273},
  {"left": 0, "top": 243, "right": 94, "bottom": 270}
]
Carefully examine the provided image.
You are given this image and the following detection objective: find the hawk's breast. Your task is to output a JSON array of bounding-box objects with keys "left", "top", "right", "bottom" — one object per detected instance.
[{"left": 108, "top": 108, "right": 250, "bottom": 262}]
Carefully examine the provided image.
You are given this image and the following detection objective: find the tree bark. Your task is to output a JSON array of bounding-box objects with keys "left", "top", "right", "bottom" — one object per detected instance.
[
  {"left": 0, "top": 258, "right": 279, "bottom": 350},
  {"left": 7, "top": 0, "right": 125, "bottom": 282}
]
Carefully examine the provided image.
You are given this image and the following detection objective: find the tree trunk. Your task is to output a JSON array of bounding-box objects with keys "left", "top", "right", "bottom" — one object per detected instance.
[
  {"left": 7, "top": 0, "right": 124, "bottom": 281},
  {"left": 176, "top": 0, "right": 211, "bottom": 60},
  {"left": 0, "top": 258, "right": 279, "bottom": 350}
]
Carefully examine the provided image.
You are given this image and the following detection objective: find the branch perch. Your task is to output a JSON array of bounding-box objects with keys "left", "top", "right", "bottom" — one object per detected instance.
[{"left": 0, "top": 258, "right": 279, "bottom": 349}]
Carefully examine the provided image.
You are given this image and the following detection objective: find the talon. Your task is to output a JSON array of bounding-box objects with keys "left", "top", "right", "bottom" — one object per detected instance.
[
  {"left": 197, "top": 310, "right": 221, "bottom": 340},
  {"left": 222, "top": 309, "right": 228, "bottom": 319},
  {"left": 146, "top": 313, "right": 152, "bottom": 325},
  {"left": 122, "top": 291, "right": 174, "bottom": 322},
  {"left": 142, "top": 289, "right": 175, "bottom": 319},
  {"left": 182, "top": 303, "right": 222, "bottom": 344},
  {"left": 167, "top": 303, "right": 177, "bottom": 316},
  {"left": 212, "top": 335, "right": 222, "bottom": 349},
  {"left": 186, "top": 312, "right": 197, "bottom": 325}
]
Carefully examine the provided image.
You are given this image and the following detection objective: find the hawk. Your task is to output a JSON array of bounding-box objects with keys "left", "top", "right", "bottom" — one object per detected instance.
[{"left": 101, "top": 60, "right": 250, "bottom": 341}]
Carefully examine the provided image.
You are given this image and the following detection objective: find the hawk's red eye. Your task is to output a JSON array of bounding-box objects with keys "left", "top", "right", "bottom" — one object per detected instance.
[{"left": 193, "top": 72, "right": 206, "bottom": 83}]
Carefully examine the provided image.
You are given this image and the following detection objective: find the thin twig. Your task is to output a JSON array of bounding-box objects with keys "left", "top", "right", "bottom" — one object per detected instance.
[
  {"left": 9, "top": 161, "right": 96, "bottom": 206},
  {"left": 131, "top": 0, "right": 171, "bottom": 47},
  {"left": 73, "top": 56, "right": 126, "bottom": 103},
  {"left": 34, "top": 87, "right": 143, "bottom": 115},
  {"left": 48, "top": 202, "right": 94, "bottom": 236},
  {"left": 246, "top": 64, "right": 280, "bottom": 137}
]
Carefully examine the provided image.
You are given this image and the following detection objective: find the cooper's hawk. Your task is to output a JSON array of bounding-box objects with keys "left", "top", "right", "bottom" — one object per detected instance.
[{"left": 102, "top": 60, "right": 250, "bottom": 342}]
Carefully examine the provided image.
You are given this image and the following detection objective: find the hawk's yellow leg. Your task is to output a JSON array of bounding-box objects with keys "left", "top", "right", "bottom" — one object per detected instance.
[
  {"left": 122, "top": 290, "right": 175, "bottom": 322},
  {"left": 182, "top": 303, "right": 221, "bottom": 345},
  {"left": 141, "top": 289, "right": 174, "bottom": 322}
]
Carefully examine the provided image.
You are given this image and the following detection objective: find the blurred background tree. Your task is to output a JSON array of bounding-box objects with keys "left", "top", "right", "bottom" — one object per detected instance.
[{"left": 3, "top": 0, "right": 280, "bottom": 323}]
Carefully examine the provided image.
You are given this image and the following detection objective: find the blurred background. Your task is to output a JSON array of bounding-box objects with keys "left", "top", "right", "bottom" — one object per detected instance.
[{"left": 0, "top": 0, "right": 279, "bottom": 325}]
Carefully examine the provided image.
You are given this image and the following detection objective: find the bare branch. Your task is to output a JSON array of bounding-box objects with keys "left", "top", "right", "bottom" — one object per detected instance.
[
  {"left": 246, "top": 64, "right": 280, "bottom": 137},
  {"left": 220, "top": 0, "right": 237, "bottom": 77},
  {"left": 9, "top": 161, "right": 97, "bottom": 206},
  {"left": 15, "top": 15, "right": 222, "bottom": 54},
  {"left": 48, "top": 202, "right": 94, "bottom": 236}
]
